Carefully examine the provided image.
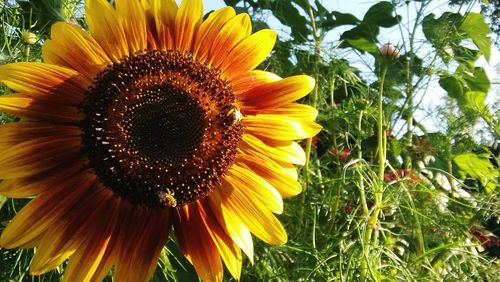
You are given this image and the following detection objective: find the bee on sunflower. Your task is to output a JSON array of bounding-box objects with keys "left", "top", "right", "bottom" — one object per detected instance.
[{"left": 0, "top": 0, "right": 321, "bottom": 281}]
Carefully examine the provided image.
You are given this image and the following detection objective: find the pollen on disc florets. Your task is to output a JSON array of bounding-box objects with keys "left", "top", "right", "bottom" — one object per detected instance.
[{"left": 80, "top": 50, "right": 242, "bottom": 209}]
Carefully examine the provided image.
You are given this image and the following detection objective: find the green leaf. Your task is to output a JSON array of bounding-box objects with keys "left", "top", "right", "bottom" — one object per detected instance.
[
  {"left": 439, "top": 76, "right": 463, "bottom": 100},
  {"left": 267, "top": 0, "right": 309, "bottom": 43},
  {"left": 454, "top": 153, "right": 498, "bottom": 193},
  {"left": 322, "top": 11, "right": 360, "bottom": 30},
  {"left": 463, "top": 91, "right": 490, "bottom": 117},
  {"left": 362, "top": 1, "right": 400, "bottom": 27},
  {"left": 463, "top": 67, "right": 490, "bottom": 93},
  {"left": 339, "top": 2, "right": 399, "bottom": 53},
  {"left": 344, "top": 37, "right": 378, "bottom": 53},
  {"left": 459, "top": 13, "right": 492, "bottom": 61}
]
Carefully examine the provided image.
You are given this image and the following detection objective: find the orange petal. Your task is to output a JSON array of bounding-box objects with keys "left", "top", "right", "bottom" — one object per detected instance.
[
  {"left": 220, "top": 29, "right": 276, "bottom": 80},
  {"left": 0, "top": 172, "right": 96, "bottom": 248},
  {"left": 243, "top": 114, "right": 322, "bottom": 140},
  {"left": 0, "top": 156, "right": 87, "bottom": 198},
  {"left": 0, "top": 94, "right": 82, "bottom": 123},
  {"left": 85, "top": 0, "right": 129, "bottom": 62},
  {"left": 0, "top": 122, "right": 80, "bottom": 150},
  {"left": 144, "top": 0, "right": 178, "bottom": 50},
  {"left": 0, "top": 62, "right": 87, "bottom": 104},
  {"left": 114, "top": 205, "right": 172, "bottom": 282},
  {"left": 206, "top": 13, "right": 252, "bottom": 68},
  {"left": 231, "top": 70, "right": 281, "bottom": 95},
  {"left": 115, "top": 0, "right": 148, "bottom": 53},
  {"left": 192, "top": 7, "right": 236, "bottom": 62},
  {"left": 174, "top": 0, "right": 203, "bottom": 52},
  {"left": 30, "top": 186, "right": 114, "bottom": 275},
  {"left": 43, "top": 22, "right": 111, "bottom": 80},
  {"left": 240, "top": 134, "right": 306, "bottom": 165},
  {"left": 175, "top": 203, "right": 224, "bottom": 282},
  {"left": 0, "top": 136, "right": 81, "bottom": 179},
  {"left": 239, "top": 75, "right": 315, "bottom": 109},
  {"left": 62, "top": 192, "right": 120, "bottom": 281}
]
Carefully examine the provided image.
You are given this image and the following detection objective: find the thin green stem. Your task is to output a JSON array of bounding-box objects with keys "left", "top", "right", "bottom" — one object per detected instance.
[
  {"left": 300, "top": 0, "right": 321, "bottom": 222},
  {"left": 360, "top": 65, "right": 388, "bottom": 282}
]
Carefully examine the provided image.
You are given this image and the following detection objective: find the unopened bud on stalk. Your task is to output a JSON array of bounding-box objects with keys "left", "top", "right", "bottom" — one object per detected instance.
[
  {"left": 22, "top": 31, "right": 37, "bottom": 45},
  {"left": 380, "top": 43, "right": 400, "bottom": 60}
]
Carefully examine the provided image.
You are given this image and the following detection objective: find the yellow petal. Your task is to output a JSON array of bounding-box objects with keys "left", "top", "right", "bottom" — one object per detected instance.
[
  {"left": 0, "top": 173, "right": 96, "bottom": 248},
  {"left": 237, "top": 154, "right": 302, "bottom": 198},
  {"left": 243, "top": 114, "right": 322, "bottom": 140},
  {"left": 229, "top": 164, "right": 283, "bottom": 214},
  {"left": 239, "top": 75, "right": 315, "bottom": 109},
  {"left": 221, "top": 29, "right": 276, "bottom": 80},
  {"left": 86, "top": 0, "right": 129, "bottom": 62},
  {"left": 174, "top": 0, "right": 203, "bottom": 52},
  {"left": 0, "top": 62, "right": 87, "bottom": 103},
  {"left": 206, "top": 13, "right": 252, "bottom": 68},
  {"left": 240, "top": 134, "right": 306, "bottom": 165},
  {"left": 0, "top": 94, "right": 83, "bottom": 123},
  {"left": 231, "top": 70, "right": 281, "bottom": 95},
  {"left": 62, "top": 193, "right": 120, "bottom": 282},
  {"left": 175, "top": 204, "right": 224, "bottom": 282},
  {"left": 114, "top": 205, "right": 171, "bottom": 282},
  {"left": 207, "top": 195, "right": 254, "bottom": 263},
  {"left": 217, "top": 180, "right": 287, "bottom": 245},
  {"left": 0, "top": 136, "right": 81, "bottom": 179},
  {"left": 30, "top": 186, "right": 113, "bottom": 275},
  {"left": 192, "top": 7, "right": 236, "bottom": 61},
  {"left": 0, "top": 156, "right": 86, "bottom": 198},
  {"left": 115, "top": 0, "right": 147, "bottom": 53},
  {"left": 0, "top": 122, "right": 80, "bottom": 150},
  {"left": 245, "top": 103, "right": 318, "bottom": 121},
  {"left": 43, "top": 22, "right": 111, "bottom": 79},
  {"left": 145, "top": 0, "right": 178, "bottom": 50},
  {"left": 196, "top": 201, "right": 243, "bottom": 280}
]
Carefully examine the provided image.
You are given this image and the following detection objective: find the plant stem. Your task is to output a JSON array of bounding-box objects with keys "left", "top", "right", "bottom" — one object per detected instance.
[
  {"left": 301, "top": 0, "right": 321, "bottom": 222},
  {"left": 360, "top": 65, "right": 388, "bottom": 282}
]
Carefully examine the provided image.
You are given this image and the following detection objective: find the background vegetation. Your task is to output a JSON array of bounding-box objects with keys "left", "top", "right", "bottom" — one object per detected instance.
[{"left": 1, "top": 0, "right": 499, "bottom": 281}]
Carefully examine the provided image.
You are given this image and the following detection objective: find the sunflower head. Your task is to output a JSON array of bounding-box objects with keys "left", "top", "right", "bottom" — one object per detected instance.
[{"left": 0, "top": 0, "right": 320, "bottom": 281}]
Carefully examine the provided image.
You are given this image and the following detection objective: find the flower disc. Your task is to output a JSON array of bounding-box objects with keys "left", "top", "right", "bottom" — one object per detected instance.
[{"left": 80, "top": 50, "right": 242, "bottom": 208}]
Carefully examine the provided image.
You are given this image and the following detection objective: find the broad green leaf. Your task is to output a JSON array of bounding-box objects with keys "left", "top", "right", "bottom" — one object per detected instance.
[
  {"left": 463, "top": 67, "right": 490, "bottom": 93},
  {"left": 454, "top": 153, "right": 498, "bottom": 193},
  {"left": 268, "top": 0, "right": 309, "bottom": 43},
  {"left": 363, "top": 2, "right": 400, "bottom": 27},
  {"left": 439, "top": 76, "right": 463, "bottom": 100},
  {"left": 340, "top": 2, "right": 399, "bottom": 53},
  {"left": 459, "top": 13, "right": 492, "bottom": 61},
  {"left": 344, "top": 37, "right": 378, "bottom": 53},
  {"left": 463, "top": 91, "right": 491, "bottom": 118}
]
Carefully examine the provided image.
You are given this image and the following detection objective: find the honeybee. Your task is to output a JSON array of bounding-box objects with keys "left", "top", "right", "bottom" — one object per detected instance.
[{"left": 158, "top": 189, "right": 177, "bottom": 207}]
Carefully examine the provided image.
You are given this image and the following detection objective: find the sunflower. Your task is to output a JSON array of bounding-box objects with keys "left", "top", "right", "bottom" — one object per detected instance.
[{"left": 0, "top": 0, "right": 320, "bottom": 281}]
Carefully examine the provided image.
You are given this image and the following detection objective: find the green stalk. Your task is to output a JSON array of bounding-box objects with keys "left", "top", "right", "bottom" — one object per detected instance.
[
  {"left": 300, "top": 0, "right": 321, "bottom": 221},
  {"left": 360, "top": 65, "right": 388, "bottom": 282}
]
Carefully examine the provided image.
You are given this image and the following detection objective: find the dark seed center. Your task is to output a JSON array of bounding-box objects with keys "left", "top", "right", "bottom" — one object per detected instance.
[{"left": 80, "top": 50, "right": 242, "bottom": 209}]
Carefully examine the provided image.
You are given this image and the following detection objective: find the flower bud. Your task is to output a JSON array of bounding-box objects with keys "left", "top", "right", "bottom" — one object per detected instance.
[
  {"left": 380, "top": 43, "right": 400, "bottom": 60},
  {"left": 22, "top": 31, "right": 37, "bottom": 45}
]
